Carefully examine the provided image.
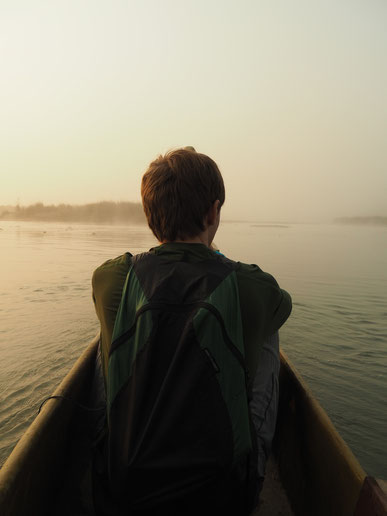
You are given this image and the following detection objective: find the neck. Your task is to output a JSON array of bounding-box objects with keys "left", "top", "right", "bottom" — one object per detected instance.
[{"left": 161, "top": 231, "right": 211, "bottom": 247}]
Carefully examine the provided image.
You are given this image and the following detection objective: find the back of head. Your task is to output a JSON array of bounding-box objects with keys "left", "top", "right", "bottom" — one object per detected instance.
[{"left": 141, "top": 148, "right": 225, "bottom": 242}]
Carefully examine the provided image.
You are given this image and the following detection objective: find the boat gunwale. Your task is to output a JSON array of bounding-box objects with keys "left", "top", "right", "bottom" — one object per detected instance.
[
  {"left": 0, "top": 334, "right": 99, "bottom": 516},
  {"left": 279, "top": 348, "right": 366, "bottom": 481},
  {"left": 276, "top": 349, "right": 367, "bottom": 515}
]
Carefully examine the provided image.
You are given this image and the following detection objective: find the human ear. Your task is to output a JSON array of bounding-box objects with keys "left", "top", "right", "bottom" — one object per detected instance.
[{"left": 207, "top": 200, "right": 220, "bottom": 226}]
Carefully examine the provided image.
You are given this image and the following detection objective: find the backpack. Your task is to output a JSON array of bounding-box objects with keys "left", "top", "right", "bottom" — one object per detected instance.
[{"left": 106, "top": 250, "right": 258, "bottom": 514}]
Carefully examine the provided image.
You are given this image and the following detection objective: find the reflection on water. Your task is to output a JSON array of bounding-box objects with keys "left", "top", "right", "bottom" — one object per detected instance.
[{"left": 0, "top": 220, "right": 386, "bottom": 477}]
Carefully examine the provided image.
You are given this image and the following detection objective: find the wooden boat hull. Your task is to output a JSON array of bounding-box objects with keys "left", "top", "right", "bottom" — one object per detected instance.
[
  {"left": 0, "top": 335, "right": 385, "bottom": 515},
  {"left": 0, "top": 335, "right": 99, "bottom": 516},
  {"left": 275, "top": 350, "right": 364, "bottom": 515}
]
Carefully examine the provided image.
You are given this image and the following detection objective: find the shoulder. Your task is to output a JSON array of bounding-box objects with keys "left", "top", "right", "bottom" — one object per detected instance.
[
  {"left": 236, "top": 261, "right": 292, "bottom": 331},
  {"left": 236, "top": 261, "right": 282, "bottom": 292},
  {"left": 93, "top": 252, "right": 132, "bottom": 278},
  {"left": 92, "top": 252, "right": 133, "bottom": 296}
]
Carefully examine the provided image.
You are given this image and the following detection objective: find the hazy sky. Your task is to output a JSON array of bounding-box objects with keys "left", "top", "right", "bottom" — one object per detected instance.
[{"left": 1, "top": 0, "right": 386, "bottom": 222}]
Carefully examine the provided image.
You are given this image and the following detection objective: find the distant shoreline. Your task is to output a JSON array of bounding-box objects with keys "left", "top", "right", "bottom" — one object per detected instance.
[
  {"left": 0, "top": 202, "right": 146, "bottom": 225},
  {"left": 1, "top": 204, "right": 386, "bottom": 227},
  {"left": 334, "top": 216, "right": 387, "bottom": 227}
]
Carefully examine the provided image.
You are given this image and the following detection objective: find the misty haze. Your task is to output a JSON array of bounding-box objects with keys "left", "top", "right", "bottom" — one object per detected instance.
[{"left": 1, "top": 0, "right": 387, "bottom": 513}]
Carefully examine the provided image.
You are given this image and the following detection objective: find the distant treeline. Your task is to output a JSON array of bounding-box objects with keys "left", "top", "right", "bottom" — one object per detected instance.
[
  {"left": 334, "top": 216, "right": 387, "bottom": 227},
  {"left": 0, "top": 202, "right": 146, "bottom": 224}
]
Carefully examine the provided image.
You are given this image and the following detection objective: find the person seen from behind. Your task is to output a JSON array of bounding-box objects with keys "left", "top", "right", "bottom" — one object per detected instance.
[{"left": 92, "top": 147, "right": 292, "bottom": 515}]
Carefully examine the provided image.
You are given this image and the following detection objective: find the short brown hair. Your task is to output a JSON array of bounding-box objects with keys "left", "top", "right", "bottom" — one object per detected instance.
[{"left": 141, "top": 148, "right": 225, "bottom": 242}]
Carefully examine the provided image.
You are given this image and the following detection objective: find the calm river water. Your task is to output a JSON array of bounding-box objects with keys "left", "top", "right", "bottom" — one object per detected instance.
[{"left": 0, "top": 220, "right": 386, "bottom": 477}]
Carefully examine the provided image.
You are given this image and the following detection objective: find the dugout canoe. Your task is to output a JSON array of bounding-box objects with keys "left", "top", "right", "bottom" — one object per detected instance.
[{"left": 0, "top": 334, "right": 386, "bottom": 516}]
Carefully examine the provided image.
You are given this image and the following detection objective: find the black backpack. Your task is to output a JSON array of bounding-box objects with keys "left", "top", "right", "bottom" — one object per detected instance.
[{"left": 106, "top": 251, "right": 258, "bottom": 514}]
